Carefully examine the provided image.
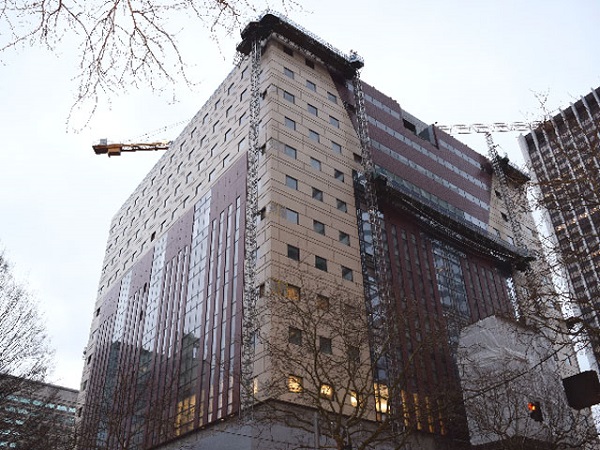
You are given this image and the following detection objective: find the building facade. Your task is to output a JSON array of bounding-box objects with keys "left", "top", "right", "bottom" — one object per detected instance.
[
  {"left": 519, "top": 88, "right": 600, "bottom": 361},
  {"left": 0, "top": 376, "right": 77, "bottom": 449},
  {"left": 79, "top": 12, "right": 556, "bottom": 450}
]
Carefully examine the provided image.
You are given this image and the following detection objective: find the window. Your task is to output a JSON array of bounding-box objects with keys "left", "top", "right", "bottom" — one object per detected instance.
[
  {"left": 374, "top": 383, "right": 389, "bottom": 414},
  {"left": 332, "top": 141, "right": 342, "bottom": 154},
  {"left": 336, "top": 199, "right": 348, "bottom": 212},
  {"left": 289, "top": 327, "right": 302, "bottom": 345},
  {"left": 312, "top": 187, "right": 323, "bottom": 201},
  {"left": 315, "top": 256, "right": 328, "bottom": 271},
  {"left": 317, "top": 295, "right": 329, "bottom": 310},
  {"left": 240, "top": 89, "right": 247, "bottom": 101},
  {"left": 320, "top": 383, "right": 333, "bottom": 400},
  {"left": 288, "top": 375, "right": 303, "bottom": 393},
  {"left": 224, "top": 128, "right": 231, "bottom": 142},
  {"left": 348, "top": 345, "right": 360, "bottom": 365},
  {"left": 309, "top": 130, "right": 320, "bottom": 142},
  {"left": 214, "top": 98, "right": 220, "bottom": 110},
  {"left": 306, "top": 80, "right": 316, "bottom": 91},
  {"left": 285, "top": 208, "right": 299, "bottom": 224},
  {"left": 284, "top": 144, "right": 297, "bottom": 159},
  {"left": 339, "top": 232, "right": 350, "bottom": 246},
  {"left": 329, "top": 116, "right": 340, "bottom": 128},
  {"left": 213, "top": 120, "right": 219, "bottom": 132},
  {"left": 313, "top": 220, "right": 325, "bottom": 235},
  {"left": 286, "top": 175, "right": 298, "bottom": 190},
  {"left": 239, "top": 113, "right": 247, "bottom": 126},
  {"left": 319, "top": 336, "right": 332, "bottom": 354},
  {"left": 307, "top": 104, "right": 318, "bottom": 116},
  {"left": 241, "top": 66, "right": 247, "bottom": 78},
  {"left": 334, "top": 169, "right": 344, "bottom": 182},
  {"left": 310, "top": 157, "right": 321, "bottom": 171},
  {"left": 327, "top": 91, "right": 337, "bottom": 103},
  {"left": 349, "top": 390, "right": 360, "bottom": 408},
  {"left": 203, "top": 113, "right": 209, "bottom": 124},
  {"left": 283, "top": 45, "right": 294, "bottom": 56},
  {"left": 495, "top": 189, "right": 502, "bottom": 199},
  {"left": 283, "top": 90, "right": 295, "bottom": 103},
  {"left": 342, "top": 266, "right": 354, "bottom": 281},
  {"left": 353, "top": 153, "right": 362, "bottom": 163},
  {"left": 208, "top": 169, "right": 215, "bottom": 181},
  {"left": 226, "top": 105, "right": 232, "bottom": 117},
  {"left": 287, "top": 244, "right": 300, "bottom": 261},
  {"left": 227, "top": 83, "right": 234, "bottom": 95},
  {"left": 501, "top": 212, "right": 509, "bottom": 222},
  {"left": 305, "top": 59, "right": 315, "bottom": 69},
  {"left": 284, "top": 67, "right": 294, "bottom": 78},
  {"left": 285, "top": 117, "right": 296, "bottom": 130},
  {"left": 286, "top": 284, "right": 301, "bottom": 301}
]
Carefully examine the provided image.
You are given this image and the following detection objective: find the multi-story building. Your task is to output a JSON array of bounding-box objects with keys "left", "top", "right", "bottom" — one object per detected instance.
[
  {"left": 79, "top": 12, "right": 564, "bottom": 450},
  {"left": 519, "top": 88, "right": 600, "bottom": 361},
  {"left": 0, "top": 376, "right": 78, "bottom": 449}
]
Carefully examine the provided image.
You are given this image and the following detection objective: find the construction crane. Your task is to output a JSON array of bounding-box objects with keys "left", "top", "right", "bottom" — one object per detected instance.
[{"left": 92, "top": 139, "right": 170, "bottom": 156}]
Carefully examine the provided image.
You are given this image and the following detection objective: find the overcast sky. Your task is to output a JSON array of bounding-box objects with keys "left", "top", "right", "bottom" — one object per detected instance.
[{"left": 1, "top": 0, "right": 599, "bottom": 390}]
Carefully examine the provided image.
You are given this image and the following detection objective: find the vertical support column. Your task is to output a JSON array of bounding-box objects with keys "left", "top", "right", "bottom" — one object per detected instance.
[{"left": 241, "top": 37, "right": 261, "bottom": 420}]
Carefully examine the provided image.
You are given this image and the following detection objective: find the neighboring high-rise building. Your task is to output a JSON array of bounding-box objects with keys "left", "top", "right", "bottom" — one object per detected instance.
[
  {"left": 520, "top": 88, "right": 600, "bottom": 360},
  {"left": 79, "top": 12, "right": 563, "bottom": 450},
  {"left": 0, "top": 376, "right": 78, "bottom": 449}
]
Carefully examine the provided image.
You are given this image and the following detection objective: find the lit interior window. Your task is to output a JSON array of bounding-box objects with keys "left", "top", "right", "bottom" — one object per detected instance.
[
  {"left": 320, "top": 383, "right": 334, "bottom": 400},
  {"left": 288, "top": 375, "right": 303, "bottom": 393},
  {"left": 374, "top": 383, "right": 389, "bottom": 414}
]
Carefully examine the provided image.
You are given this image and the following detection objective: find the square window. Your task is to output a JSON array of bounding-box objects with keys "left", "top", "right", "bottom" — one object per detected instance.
[
  {"left": 305, "top": 59, "right": 315, "bottom": 69},
  {"left": 286, "top": 175, "right": 298, "bottom": 190},
  {"left": 317, "top": 295, "right": 329, "bottom": 310},
  {"left": 327, "top": 91, "right": 337, "bottom": 103},
  {"left": 313, "top": 220, "right": 325, "bottom": 235},
  {"left": 319, "top": 337, "right": 332, "bottom": 354},
  {"left": 307, "top": 104, "right": 318, "bottom": 116},
  {"left": 283, "top": 90, "right": 295, "bottom": 103},
  {"left": 337, "top": 199, "right": 348, "bottom": 212},
  {"left": 286, "top": 284, "right": 301, "bottom": 301},
  {"left": 306, "top": 80, "right": 316, "bottom": 91},
  {"left": 339, "top": 232, "right": 350, "bottom": 246},
  {"left": 288, "top": 327, "right": 302, "bottom": 345},
  {"left": 353, "top": 153, "right": 362, "bottom": 163},
  {"left": 342, "top": 266, "right": 353, "bottom": 281},
  {"left": 329, "top": 116, "right": 340, "bottom": 128},
  {"left": 309, "top": 130, "right": 320, "bottom": 142},
  {"left": 288, "top": 375, "right": 303, "bottom": 393},
  {"left": 287, "top": 244, "right": 300, "bottom": 261},
  {"left": 285, "top": 208, "right": 299, "bottom": 224},
  {"left": 320, "top": 383, "right": 334, "bottom": 400},
  {"left": 284, "top": 144, "right": 297, "bottom": 159},
  {"left": 334, "top": 169, "right": 344, "bottom": 182},
  {"left": 332, "top": 141, "right": 342, "bottom": 154},
  {"left": 315, "top": 256, "right": 328, "bottom": 272},
  {"left": 283, "top": 45, "right": 294, "bottom": 56},
  {"left": 310, "top": 158, "right": 321, "bottom": 171},
  {"left": 285, "top": 117, "right": 296, "bottom": 130},
  {"left": 312, "top": 187, "right": 323, "bottom": 201},
  {"left": 284, "top": 67, "right": 294, "bottom": 78}
]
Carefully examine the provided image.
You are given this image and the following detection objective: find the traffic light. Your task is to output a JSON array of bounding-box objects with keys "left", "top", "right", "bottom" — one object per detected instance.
[{"left": 528, "top": 401, "right": 543, "bottom": 422}]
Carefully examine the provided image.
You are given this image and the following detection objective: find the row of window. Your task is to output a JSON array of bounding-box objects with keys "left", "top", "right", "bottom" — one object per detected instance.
[
  {"left": 286, "top": 244, "right": 354, "bottom": 280},
  {"left": 282, "top": 89, "right": 340, "bottom": 128},
  {"left": 284, "top": 174, "right": 348, "bottom": 211},
  {"left": 282, "top": 143, "right": 346, "bottom": 182}
]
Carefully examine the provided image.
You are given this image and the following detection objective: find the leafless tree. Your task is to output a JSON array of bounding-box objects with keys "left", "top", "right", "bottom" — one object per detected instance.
[
  {"left": 252, "top": 274, "right": 451, "bottom": 450},
  {"left": 0, "top": 250, "right": 64, "bottom": 448},
  {"left": 0, "top": 0, "right": 298, "bottom": 121}
]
